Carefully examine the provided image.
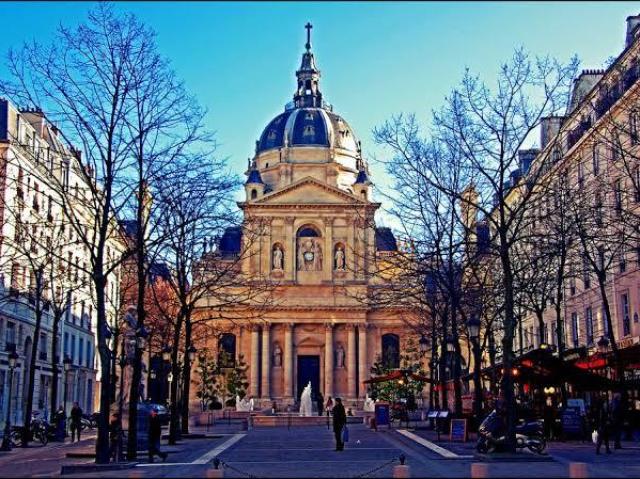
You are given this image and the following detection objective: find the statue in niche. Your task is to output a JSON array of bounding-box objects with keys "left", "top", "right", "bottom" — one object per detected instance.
[
  {"left": 334, "top": 245, "right": 346, "bottom": 271},
  {"left": 297, "top": 238, "right": 322, "bottom": 271},
  {"left": 272, "top": 244, "right": 284, "bottom": 270},
  {"left": 335, "top": 344, "right": 345, "bottom": 368},
  {"left": 273, "top": 344, "right": 282, "bottom": 367}
]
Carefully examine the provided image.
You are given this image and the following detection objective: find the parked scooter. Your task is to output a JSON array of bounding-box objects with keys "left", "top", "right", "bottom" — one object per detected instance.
[{"left": 476, "top": 410, "right": 547, "bottom": 454}]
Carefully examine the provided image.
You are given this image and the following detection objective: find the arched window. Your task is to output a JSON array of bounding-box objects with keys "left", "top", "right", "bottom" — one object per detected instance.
[
  {"left": 218, "top": 333, "right": 236, "bottom": 368},
  {"left": 297, "top": 225, "right": 320, "bottom": 238},
  {"left": 381, "top": 333, "right": 400, "bottom": 369},
  {"left": 251, "top": 189, "right": 257, "bottom": 200}
]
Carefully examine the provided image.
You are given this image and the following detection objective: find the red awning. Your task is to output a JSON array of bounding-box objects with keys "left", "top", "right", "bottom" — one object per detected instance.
[{"left": 362, "top": 369, "right": 433, "bottom": 384}]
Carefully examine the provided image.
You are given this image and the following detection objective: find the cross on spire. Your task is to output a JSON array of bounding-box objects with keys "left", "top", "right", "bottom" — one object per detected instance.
[{"left": 305, "top": 22, "right": 313, "bottom": 51}]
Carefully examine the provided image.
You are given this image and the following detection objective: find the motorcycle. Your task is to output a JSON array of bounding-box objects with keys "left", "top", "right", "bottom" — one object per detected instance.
[
  {"left": 80, "top": 412, "right": 99, "bottom": 430},
  {"left": 476, "top": 410, "right": 547, "bottom": 454}
]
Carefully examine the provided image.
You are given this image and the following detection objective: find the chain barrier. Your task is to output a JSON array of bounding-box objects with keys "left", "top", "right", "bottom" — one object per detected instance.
[
  {"left": 217, "top": 458, "right": 259, "bottom": 478},
  {"left": 212, "top": 455, "right": 400, "bottom": 478},
  {"left": 351, "top": 457, "right": 397, "bottom": 478}
]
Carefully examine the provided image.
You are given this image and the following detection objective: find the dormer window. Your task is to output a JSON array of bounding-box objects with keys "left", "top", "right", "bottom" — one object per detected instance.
[
  {"left": 305, "top": 112, "right": 314, "bottom": 121},
  {"left": 268, "top": 130, "right": 277, "bottom": 141},
  {"left": 303, "top": 125, "right": 315, "bottom": 137}
]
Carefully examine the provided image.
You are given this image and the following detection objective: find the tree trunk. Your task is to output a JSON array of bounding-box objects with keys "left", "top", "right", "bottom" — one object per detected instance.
[
  {"left": 94, "top": 273, "right": 112, "bottom": 464},
  {"left": 168, "top": 311, "right": 184, "bottom": 445},
  {"left": 50, "top": 310, "right": 62, "bottom": 420},
  {"left": 180, "top": 318, "right": 192, "bottom": 435},
  {"left": 23, "top": 269, "right": 44, "bottom": 446}
]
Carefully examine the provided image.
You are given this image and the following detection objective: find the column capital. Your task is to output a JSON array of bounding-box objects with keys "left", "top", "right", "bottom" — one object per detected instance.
[
  {"left": 284, "top": 217, "right": 295, "bottom": 225},
  {"left": 284, "top": 322, "right": 295, "bottom": 331},
  {"left": 323, "top": 217, "right": 334, "bottom": 226},
  {"left": 325, "top": 322, "right": 335, "bottom": 331},
  {"left": 262, "top": 322, "right": 271, "bottom": 331}
]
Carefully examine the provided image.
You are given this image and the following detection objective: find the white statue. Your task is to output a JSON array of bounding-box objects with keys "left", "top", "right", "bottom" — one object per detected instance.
[
  {"left": 335, "top": 344, "right": 345, "bottom": 368},
  {"left": 364, "top": 395, "right": 375, "bottom": 412},
  {"left": 335, "top": 246, "right": 345, "bottom": 270},
  {"left": 273, "top": 344, "right": 282, "bottom": 367},
  {"left": 299, "top": 381, "right": 313, "bottom": 417},
  {"left": 236, "top": 395, "right": 251, "bottom": 412},
  {"left": 273, "top": 245, "right": 283, "bottom": 270},
  {"left": 249, "top": 396, "right": 255, "bottom": 412}
]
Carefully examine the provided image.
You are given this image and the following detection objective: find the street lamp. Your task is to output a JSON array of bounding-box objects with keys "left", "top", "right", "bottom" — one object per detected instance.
[
  {"left": 597, "top": 335, "right": 610, "bottom": 354},
  {"left": 63, "top": 355, "right": 73, "bottom": 421},
  {"left": 446, "top": 337, "right": 456, "bottom": 353},
  {"left": 466, "top": 316, "right": 483, "bottom": 422},
  {"left": 0, "top": 351, "right": 19, "bottom": 451},
  {"left": 187, "top": 344, "right": 197, "bottom": 363},
  {"left": 419, "top": 335, "right": 429, "bottom": 355},
  {"left": 162, "top": 345, "right": 172, "bottom": 362}
]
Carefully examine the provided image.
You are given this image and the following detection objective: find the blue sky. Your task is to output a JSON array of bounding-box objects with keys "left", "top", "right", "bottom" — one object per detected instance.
[{"left": 2, "top": 2, "right": 638, "bottom": 215}]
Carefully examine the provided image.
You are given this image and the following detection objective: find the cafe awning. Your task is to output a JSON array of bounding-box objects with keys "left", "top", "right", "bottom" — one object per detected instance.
[{"left": 363, "top": 369, "right": 434, "bottom": 384}]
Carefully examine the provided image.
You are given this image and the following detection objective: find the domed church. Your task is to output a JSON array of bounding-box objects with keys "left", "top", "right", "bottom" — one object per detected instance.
[{"left": 194, "top": 25, "right": 418, "bottom": 410}]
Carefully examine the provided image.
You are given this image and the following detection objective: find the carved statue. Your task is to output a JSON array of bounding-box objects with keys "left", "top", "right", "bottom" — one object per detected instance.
[
  {"left": 273, "top": 344, "right": 282, "bottom": 367},
  {"left": 335, "top": 344, "right": 345, "bottom": 368},
  {"left": 297, "top": 239, "right": 322, "bottom": 271},
  {"left": 272, "top": 244, "right": 284, "bottom": 270},
  {"left": 334, "top": 245, "right": 345, "bottom": 270}
]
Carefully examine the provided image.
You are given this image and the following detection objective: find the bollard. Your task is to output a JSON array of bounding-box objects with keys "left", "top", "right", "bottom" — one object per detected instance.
[
  {"left": 392, "top": 465, "right": 411, "bottom": 478},
  {"left": 470, "top": 463, "right": 489, "bottom": 479},
  {"left": 569, "top": 462, "right": 588, "bottom": 478},
  {"left": 127, "top": 469, "right": 144, "bottom": 479},
  {"left": 206, "top": 468, "right": 224, "bottom": 478}
]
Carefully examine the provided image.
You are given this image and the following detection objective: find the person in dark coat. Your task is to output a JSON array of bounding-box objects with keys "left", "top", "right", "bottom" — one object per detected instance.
[
  {"left": 317, "top": 392, "right": 324, "bottom": 417},
  {"left": 70, "top": 402, "right": 83, "bottom": 442},
  {"left": 593, "top": 397, "right": 612, "bottom": 455},
  {"left": 610, "top": 393, "right": 624, "bottom": 449},
  {"left": 332, "top": 397, "right": 347, "bottom": 451},
  {"left": 109, "top": 413, "right": 123, "bottom": 462},
  {"left": 148, "top": 408, "right": 167, "bottom": 462}
]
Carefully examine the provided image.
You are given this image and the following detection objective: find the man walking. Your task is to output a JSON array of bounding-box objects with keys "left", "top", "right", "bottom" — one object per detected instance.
[
  {"left": 69, "top": 402, "right": 83, "bottom": 443},
  {"left": 148, "top": 408, "right": 168, "bottom": 462},
  {"left": 610, "top": 393, "right": 624, "bottom": 449},
  {"left": 594, "top": 397, "right": 612, "bottom": 455},
  {"left": 317, "top": 392, "right": 324, "bottom": 417},
  {"left": 333, "top": 397, "right": 347, "bottom": 451}
]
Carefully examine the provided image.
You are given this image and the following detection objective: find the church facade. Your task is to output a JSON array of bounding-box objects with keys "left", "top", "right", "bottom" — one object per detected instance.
[{"left": 193, "top": 26, "right": 418, "bottom": 409}]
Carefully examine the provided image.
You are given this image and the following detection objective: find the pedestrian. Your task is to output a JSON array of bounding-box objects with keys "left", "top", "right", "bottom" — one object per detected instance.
[
  {"left": 317, "top": 392, "right": 324, "bottom": 417},
  {"left": 69, "top": 402, "right": 83, "bottom": 442},
  {"left": 610, "top": 392, "right": 624, "bottom": 449},
  {"left": 109, "top": 413, "right": 123, "bottom": 462},
  {"left": 543, "top": 399, "right": 555, "bottom": 441},
  {"left": 148, "top": 408, "right": 168, "bottom": 463},
  {"left": 332, "top": 397, "right": 347, "bottom": 451},
  {"left": 593, "top": 397, "right": 612, "bottom": 455},
  {"left": 325, "top": 396, "right": 334, "bottom": 416}
]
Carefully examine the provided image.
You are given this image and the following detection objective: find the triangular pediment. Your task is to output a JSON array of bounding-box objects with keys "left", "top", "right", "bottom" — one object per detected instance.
[{"left": 254, "top": 177, "right": 363, "bottom": 205}]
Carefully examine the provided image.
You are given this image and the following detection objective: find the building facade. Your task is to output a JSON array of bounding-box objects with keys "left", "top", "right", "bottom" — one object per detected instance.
[
  {"left": 193, "top": 27, "right": 420, "bottom": 410},
  {"left": 0, "top": 98, "right": 123, "bottom": 425}
]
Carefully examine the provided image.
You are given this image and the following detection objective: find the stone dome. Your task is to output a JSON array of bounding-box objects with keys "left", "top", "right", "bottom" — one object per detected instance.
[{"left": 256, "top": 107, "right": 359, "bottom": 154}]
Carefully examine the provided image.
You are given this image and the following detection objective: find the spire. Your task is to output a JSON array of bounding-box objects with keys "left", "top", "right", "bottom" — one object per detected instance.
[{"left": 294, "top": 22, "right": 323, "bottom": 108}]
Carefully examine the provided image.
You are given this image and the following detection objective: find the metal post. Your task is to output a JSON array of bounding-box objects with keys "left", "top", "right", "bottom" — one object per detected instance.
[
  {"left": 0, "top": 366, "right": 16, "bottom": 451},
  {"left": 63, "top": 371, "right": 69, "bottom": 437},
  {"left": 472, "top": 338, "right": 483, "bottom": 423}
]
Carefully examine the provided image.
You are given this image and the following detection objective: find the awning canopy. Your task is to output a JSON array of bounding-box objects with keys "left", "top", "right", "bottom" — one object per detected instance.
[
  {"left": 363, "top": 369, "right": 434, "bottom": 385},
  {"left": 479, "top": 348, "right": 617, "bottom": 391}
]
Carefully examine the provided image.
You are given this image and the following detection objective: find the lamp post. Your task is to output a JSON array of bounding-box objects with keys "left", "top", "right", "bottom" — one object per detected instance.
[
  {"left": 0, "top": 351, "right": 19, "bottom": 451},
  {"left": 467, "top": 316, "right": 483, "bottom": 422},
  {"left": 62, "top": 354, "right": 73, "bottom": 418}
]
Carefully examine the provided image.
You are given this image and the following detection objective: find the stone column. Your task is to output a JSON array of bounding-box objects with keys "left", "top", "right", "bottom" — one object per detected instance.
[
  {"left": 285, "top": 217, "right": 295, "bottom": 282},
  {"left": 261, "top": 324, "right": 271, "bottom": 399},
  {"left": 324, "top": 324, "right": 334, "bottom": 398},
  {"left": 358, "top": 324, "right": 368, "bottom": 397},
  {"left": 347, "top": 218, "right": 355, "bottom": 280},
  {"left": 250, "top": 326, "right": 260, "bottom": 397},
  {"left": 347, "top": 324, "right": 357, "bottom": 399},
  {"left": 323, "top": 218, "right": 333, "bottom": 281},
  {"left": 284, "top": 323, "right": 294, "bottom": 399}
]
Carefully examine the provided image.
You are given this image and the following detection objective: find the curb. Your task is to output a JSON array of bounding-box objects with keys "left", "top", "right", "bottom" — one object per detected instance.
[
  {"left": 60, "top": 462, "right": 139, "bottom": 475},
  {"left": 474, "top": 452, "right": 555, "bottom": 462}
]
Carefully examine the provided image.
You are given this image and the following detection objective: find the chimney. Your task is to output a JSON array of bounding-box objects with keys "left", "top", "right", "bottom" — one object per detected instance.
[
  {"left": 518, "top": 149, "right": 539, "bottom": 174},
  {"left": 540, "top": 116, "right": 564, "bottom": 149},
  {"left": 626, "top": 15, "right": 640, "bottom": 48},
  {"left": 568, "top": 70, "right": 604, "bottom": 114}
]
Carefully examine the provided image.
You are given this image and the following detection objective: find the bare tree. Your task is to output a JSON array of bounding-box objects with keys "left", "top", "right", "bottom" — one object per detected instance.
[{"left": 373, "top": 49, "right": 577, "bottom": 450}]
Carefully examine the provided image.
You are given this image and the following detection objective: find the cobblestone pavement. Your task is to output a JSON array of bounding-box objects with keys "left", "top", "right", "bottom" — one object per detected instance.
[{"left": 1, "top": 423, "right": 640, "bottom": 477}]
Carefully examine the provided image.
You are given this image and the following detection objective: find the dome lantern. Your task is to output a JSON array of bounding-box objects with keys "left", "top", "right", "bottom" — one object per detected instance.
[{"left": 294, "top": 23, "right": 323, "bottom": 109}]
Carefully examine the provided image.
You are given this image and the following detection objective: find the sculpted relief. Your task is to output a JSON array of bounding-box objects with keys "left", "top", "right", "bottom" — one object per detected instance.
[{"left": 297, "top": 238, "right": 323, "bottom": 271}]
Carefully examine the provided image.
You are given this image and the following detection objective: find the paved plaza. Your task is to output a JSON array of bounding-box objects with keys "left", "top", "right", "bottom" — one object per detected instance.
[{"left": 0, "top": 422, "right": 639, "bottom": 477}]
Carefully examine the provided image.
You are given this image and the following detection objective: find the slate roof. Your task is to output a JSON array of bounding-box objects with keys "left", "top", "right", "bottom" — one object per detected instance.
[{"left": 375, "top": 227, "right": 398, "bottom": 252}]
